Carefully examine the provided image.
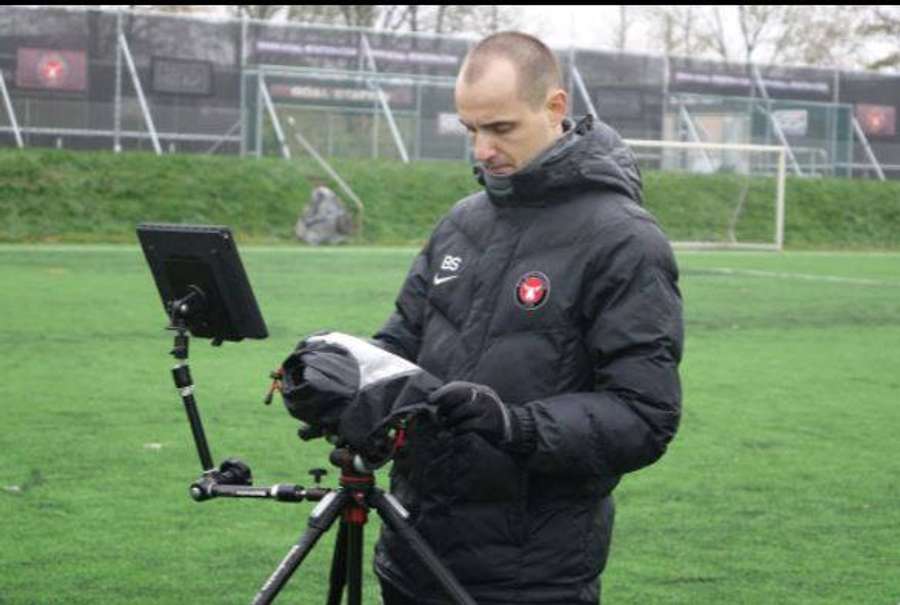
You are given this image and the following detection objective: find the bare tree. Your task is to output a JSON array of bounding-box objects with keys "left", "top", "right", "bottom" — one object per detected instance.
[
  {"left": 657, "top": 5, "right": 804, "bottom": 64},
  {"left": 433, "top": 5, "right": 519, "bottom": 35},
  {"left": 227, "top": 5, "right": 380, "bottom": 27},
  {"left": 735, "top": 5, "right": 769, "bottom": 63},
  {"left": 148, "top": 5, "right": 204, "bottom": 14},
  {"left": 645, "top": 6, "right": 715, "bottom": 57},
  {"left": 337, "top": 5, "right": 379, "bottom": 28},
  {"left": 203, "top": 5, "right": 519, "bottom": 36},
  {"left": 859, "top": 6, "right": 900, "bottom": 70},
  {"left": 646, "top": 5, "right": 869, "bottom": 69},
  {"left": 231, "top": 5, "right": 285, "bottom": 20},
  {"left": 281, "top": 5, "right": 379, "bottom": 28},
  {"left": 434, "top": 5, "right": 449, "bottom": 34},
  {"left": 781, "top": 6, "right": 869, "bottom": 68},
  {"left": 735, "top": 5, "right": 871, "bottom": 68},
  {"left": 608, "top": 5, "right": 633, "bottom": 52},
  {"left": 706, "top": 7, "right": 731, "bottom": 62},
  {"left": 378, "top": 5, "right": 413, "bottom": 31}
]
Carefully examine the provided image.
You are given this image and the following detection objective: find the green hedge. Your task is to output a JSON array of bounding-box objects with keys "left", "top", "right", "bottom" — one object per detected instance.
[{"left": 1, "top": 148, "right": 899, "bottom": 248}]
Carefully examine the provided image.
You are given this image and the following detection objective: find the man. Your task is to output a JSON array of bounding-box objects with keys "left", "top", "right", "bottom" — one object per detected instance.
[{"left": 371, "top": 31, "right": 683, "bottom": 605}]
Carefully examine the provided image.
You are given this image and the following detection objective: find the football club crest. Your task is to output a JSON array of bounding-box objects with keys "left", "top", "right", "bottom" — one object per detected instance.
[
  {"left": 38, "top": 52, "right": 69, "bottom": 88},
  {"left": 16, "top": 48, "right": 87, "bottom": 92},
  {"left": 515, "top": 271, "right": 550, "bottom": 310}
]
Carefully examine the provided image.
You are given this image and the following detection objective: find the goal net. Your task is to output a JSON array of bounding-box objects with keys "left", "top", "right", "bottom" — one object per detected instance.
[{"left": 625, "top": 139, "right": 786, "bottom": 251}]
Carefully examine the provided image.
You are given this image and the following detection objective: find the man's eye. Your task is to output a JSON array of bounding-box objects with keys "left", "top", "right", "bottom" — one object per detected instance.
[{"left": 493, "top": 124, "right": 514, "bottom": 134}]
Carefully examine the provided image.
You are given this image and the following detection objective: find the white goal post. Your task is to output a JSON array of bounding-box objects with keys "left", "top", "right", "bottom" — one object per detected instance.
[{"left": 624, "top": 139, "right": 787, "bottom": 252}]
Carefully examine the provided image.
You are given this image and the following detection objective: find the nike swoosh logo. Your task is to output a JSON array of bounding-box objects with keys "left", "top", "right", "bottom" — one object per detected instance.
[{"left": 433, "top": 274, "right": 460, "bottom": 286}]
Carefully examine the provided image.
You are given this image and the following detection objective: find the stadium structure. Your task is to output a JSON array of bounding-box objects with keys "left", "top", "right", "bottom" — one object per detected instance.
[
  {"left": 2, "top": 6, "right": 899, "bottom": 251},
  {"left": 1, "top": 6, "right": 897, "bottom": 176}
]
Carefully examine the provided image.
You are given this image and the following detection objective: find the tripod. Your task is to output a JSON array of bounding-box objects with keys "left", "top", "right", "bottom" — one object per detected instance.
[
  {"left": 249, "top": 447, "right": 476, "bottom": 605},
  {"left": 168, "top": 313, "right": 477, "bottom": 605}
]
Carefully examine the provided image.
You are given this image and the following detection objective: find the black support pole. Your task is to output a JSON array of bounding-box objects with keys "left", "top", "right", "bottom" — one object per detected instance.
[{"left": 170, "top": 327, "right": 215, "bottom": 471}]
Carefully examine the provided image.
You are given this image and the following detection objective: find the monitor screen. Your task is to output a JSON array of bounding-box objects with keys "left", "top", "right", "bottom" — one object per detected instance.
[{"left": 137, "top": 224, "right": 268, "bottom": 342}]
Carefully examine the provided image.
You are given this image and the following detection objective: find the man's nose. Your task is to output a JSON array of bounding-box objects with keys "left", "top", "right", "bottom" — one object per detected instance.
[{"left": 473, "top": 134, "right": 497, "bottom": 163}]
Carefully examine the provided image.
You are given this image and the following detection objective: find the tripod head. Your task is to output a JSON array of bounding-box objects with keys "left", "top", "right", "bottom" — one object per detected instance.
[
  {"left": 297, "top": 418, "right": 410, "bottom": 477},
  {"left": 328, "top": 444, "right": 389, "bottom": 480}
]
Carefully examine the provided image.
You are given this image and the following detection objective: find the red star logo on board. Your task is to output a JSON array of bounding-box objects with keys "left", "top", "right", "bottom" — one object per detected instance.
[
  {"left": 38, "top": 53, "right": 69, "bottom": 87},
  {"left": 43, "top": 60, "right": 62, "bottom": 81}
]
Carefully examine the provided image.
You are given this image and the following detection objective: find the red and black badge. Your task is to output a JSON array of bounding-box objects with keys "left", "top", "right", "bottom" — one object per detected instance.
[
  {"left": 37, "top": 52, "right": 69, "bottom": 88},
  {"left": 515, "top": 271, "right": 550, "bottom": 310}
]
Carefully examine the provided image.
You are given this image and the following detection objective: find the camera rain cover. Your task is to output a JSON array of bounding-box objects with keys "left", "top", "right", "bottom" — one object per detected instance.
[{"left": 280, "top": 332, "right": 441, "bottom": 451}]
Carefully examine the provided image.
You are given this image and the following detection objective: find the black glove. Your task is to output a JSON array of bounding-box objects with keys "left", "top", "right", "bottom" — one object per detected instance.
[{"left": 428, "top": 381, "right": 536, "bottom": 452}]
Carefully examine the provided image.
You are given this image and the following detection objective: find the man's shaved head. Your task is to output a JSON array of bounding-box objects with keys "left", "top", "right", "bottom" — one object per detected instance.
[
  {"left": 455, "top": 31, "right": 568, "bottom": 175},
  {"left": 461, "top": 31, "right": 562, "bottom": 109}
]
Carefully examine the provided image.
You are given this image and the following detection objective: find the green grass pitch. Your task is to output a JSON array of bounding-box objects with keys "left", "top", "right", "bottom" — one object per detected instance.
[{"left": 1, "top": 245, "right": 899, "bottom": 604}]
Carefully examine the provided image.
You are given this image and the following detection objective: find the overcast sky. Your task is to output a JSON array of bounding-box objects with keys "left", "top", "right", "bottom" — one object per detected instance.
[
  {"left": 518, "top": 6, "right": 645, "bottom": 51},
  {"left": 517, "top": 5, "right": 893, "bottom": 71}
]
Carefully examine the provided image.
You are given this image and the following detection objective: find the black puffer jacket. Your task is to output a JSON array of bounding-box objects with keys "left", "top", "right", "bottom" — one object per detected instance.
[{"left": 373, "top": 117, "right": 683, "bottom": 604}]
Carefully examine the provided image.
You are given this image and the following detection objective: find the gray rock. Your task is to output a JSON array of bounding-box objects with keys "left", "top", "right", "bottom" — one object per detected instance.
[{"left": 295, "top": 186, "right": 353, "bottom": 245}]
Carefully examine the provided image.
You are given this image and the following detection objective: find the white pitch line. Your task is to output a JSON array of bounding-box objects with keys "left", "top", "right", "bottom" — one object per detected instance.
[
  {"left": 0, "top": 244, "right": 141, "bottom": 252},
  {"left": 0, "top": 244, "right": 421, "bottom": 254},
  {"left": 697, "top": 267, "right": 900, "bottom": 287},
  {"left": 676, "top": 250, "right": 900, "bottom": 258}
]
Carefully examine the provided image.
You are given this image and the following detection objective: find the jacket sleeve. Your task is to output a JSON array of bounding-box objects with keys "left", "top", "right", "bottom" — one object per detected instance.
[
  {"left": 521, "top": 217, "right": 683, "bottom": 478},
  {"left": 371, "top": 240, "right": 433, "bottom": 362}
]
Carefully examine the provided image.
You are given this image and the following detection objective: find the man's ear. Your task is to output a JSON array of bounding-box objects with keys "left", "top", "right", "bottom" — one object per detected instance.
[{"left": 545, "top": 88, "right": 568, "bottom": 128}]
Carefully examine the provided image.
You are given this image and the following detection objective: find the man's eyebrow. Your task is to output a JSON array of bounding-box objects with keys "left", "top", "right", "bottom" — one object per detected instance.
[{"left": 458, "top": 118, "right": 516, "bottom": 130}]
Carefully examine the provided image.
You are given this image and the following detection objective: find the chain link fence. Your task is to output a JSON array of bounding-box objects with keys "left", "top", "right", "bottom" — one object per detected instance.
[{"left": 1, "top": 6, "right": 898, "bottom": 179}]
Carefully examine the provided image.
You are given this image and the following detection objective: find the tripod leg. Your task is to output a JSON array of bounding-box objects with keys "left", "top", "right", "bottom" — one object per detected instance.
[
  {"left": 346, "top": 521, "right": 363, "bottom": 605},
  {"left": 368, "top": 489, "right": 477, "bottom": 605},
  {"left": 326, "top": 522, "right": 348, "bottom": 605},
  {"left": 252, "top": 490, "right": 352, "bottom": 605}
]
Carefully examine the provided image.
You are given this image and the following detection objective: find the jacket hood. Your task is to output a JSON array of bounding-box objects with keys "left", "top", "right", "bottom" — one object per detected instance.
[{"left": 475, "top": 115, "right": 643, "bottom": 207}]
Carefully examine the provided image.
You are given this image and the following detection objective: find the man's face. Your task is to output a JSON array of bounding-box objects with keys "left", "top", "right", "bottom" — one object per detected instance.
[{"left": 455, "top": 58, "right": 566, "bottom": 177}]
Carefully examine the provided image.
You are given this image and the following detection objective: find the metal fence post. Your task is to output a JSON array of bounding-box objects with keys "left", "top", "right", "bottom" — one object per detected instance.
[
  {"left": 852, "top": 116, "right": 886, "bottom": 181},
  {"left": 372, "top": 100, "right": 379, "bottom": 159},
  {"left": 118, "top": 32, "right": 162, "bottom": 155},
  {"left": 255, "top": 73, "right": 263, "bottom": 158},
  {"left": 830, "top": 68, "right": 839, "bottom": 176},
  {"left": 239, "top": 13, "right": 248, "bottom": 156},
  {"left": 775, "top": 148, "right": 786, "bottom": 251},
  {"left": 662, "top": 54, "right": 670, "bottom": 142},
  {"left": 570, "top": 64, "right": 598, "bottom": 120},
  {"left": 677, "top": 100, "right": 715, "bottom": 172},
  {"left": 361, "top": 34, "right": 410, "bottom": 163},
  {"left": 259, "top": 74, "right": 291, "bottom": 160},
  {"left": 414, "top": 81, "right": 422, "bottom": 161},
  {"left": 114, "top": 9, "right": 123, "bottom": 152},
  {"left": 750, "top": 63, "right": 802, "bottom": 176},
  {"left": 0, "top": 70, "right": 24, "bottom": 149}
]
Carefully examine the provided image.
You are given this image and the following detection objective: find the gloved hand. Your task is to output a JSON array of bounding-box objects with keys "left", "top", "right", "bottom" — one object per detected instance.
[
  {"left": 280, "top": 331, "right": 445, "bottom": 462},
  {"left": 428, "top": 381, "right": 535, "bottom": 452}
]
